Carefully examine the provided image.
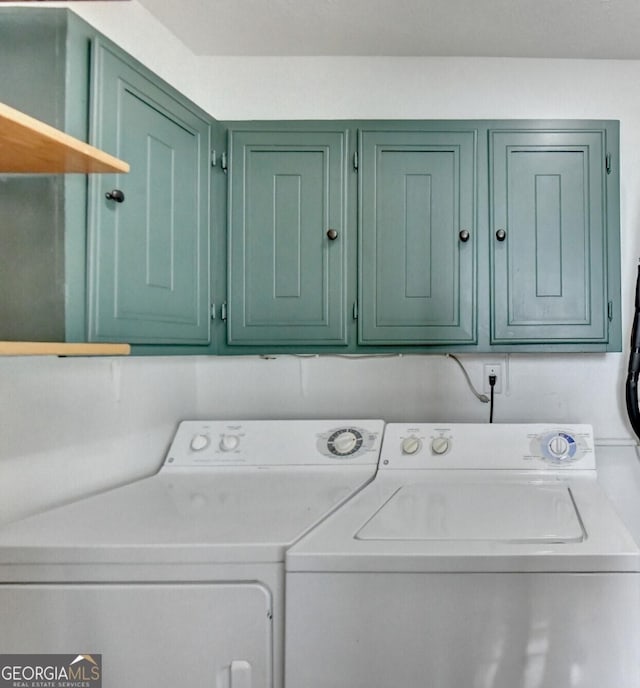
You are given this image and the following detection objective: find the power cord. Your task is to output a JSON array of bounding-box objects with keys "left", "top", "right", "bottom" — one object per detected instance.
[
  {"left": 489, "top": 374, "right": 497, "bottom": 423},
  {"left": 446, "top": 354, "right": 490, "bottom": 404}
]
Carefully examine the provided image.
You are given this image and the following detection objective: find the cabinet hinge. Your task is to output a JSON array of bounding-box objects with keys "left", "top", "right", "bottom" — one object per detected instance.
[
  {"left": 211, "top": 150, "right": 217, "bottom": 167},
  {"left": 608, "top": 300, "right": 614, "bottom": 321},
  {"left": 606, "top": 153, "right": 612, "bottom": 174},
  {"left": 221, "top": 152, "right": 228, "bottom": 174},
  {"left": 353, "top": 151, "right": 358, "bottom": 171},
  {"left": 221, "top": 302, "right": 228, "bottom": 321},
  {"left": 353, "top": 302, "right": 358, "bottom": 319},
  {"left": 210, "top": 302, "right": 216, "bottom": 320}
]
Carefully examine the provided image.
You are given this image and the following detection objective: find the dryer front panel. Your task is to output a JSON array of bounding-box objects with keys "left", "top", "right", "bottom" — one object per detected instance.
[{"left": 0, "top": 582, "right": 272, "bottom": 688}]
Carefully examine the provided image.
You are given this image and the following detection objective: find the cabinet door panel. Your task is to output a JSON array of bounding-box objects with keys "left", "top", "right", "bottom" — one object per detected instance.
[
  {"left": 491, "top": 131, "right": 607, "bottom": 343},
  {"left": 89, "top": 41, "right": 210, "bottom": 344},
  {"left": 360, "top": 131, "right": 475, "bottom": 344},
  {"left": 228, "top": 130, "right": 347, "bottom": 345}
]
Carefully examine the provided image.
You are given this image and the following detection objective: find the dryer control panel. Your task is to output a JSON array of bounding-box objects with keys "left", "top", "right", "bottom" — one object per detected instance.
[
  {"left": 380, "top": 423, "right": 595, "bottom": 470},
  {"left": 163, "top": 420, "right": 385, "bottom": 469}
]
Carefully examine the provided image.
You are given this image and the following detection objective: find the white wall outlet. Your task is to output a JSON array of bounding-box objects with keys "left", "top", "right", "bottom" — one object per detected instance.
[{"left": 483, "top": 363, "right": 504, "bottom": 394}]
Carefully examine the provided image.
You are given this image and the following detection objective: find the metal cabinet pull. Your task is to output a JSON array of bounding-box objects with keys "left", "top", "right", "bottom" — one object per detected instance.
[
  {"left": 496, "top": 229, "right": 507, "bottom": 241},
  {"left": 326, "top": 229, "right": 338, "bottom": 240},
  {"left": 459, "top": 229, "right": 470, "bottom": 243},
  {"left": 105, "top": 189, "right": 125, "bottom": 203}
]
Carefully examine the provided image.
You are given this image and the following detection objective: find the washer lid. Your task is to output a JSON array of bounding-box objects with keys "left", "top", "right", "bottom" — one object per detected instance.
[{"left": 355, "top": 482, "right": 585, "bottom": 543}]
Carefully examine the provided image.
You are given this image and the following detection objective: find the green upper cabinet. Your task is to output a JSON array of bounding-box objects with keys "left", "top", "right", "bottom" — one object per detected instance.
[
  {"left": 490, "top": 127, "right": 619, "bottom": 347},
  {"left": 88, "top": 41, "right": 211, "bottom": 344},
  {"left": 227, "top": 128, "right": 348, "bottom": 346},
  {"left": 224, "top": 120, "right": 620, "bottom": 354},
  {"left": 359, "top": 128, "right": 476, "bottom": 344}
]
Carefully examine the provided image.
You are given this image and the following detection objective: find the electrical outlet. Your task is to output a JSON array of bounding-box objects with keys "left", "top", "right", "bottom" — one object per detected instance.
[{"left": 483, "top": 363, "right": 503, "bottom": 394}]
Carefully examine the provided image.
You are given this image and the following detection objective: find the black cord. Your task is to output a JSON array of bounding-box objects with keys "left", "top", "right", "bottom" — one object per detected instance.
[
  {"left": 626, "top": 262, "right": 640, "bottom": 441},
  {"left": 489, "top": 374, "right": 497, "bottom": 423}
]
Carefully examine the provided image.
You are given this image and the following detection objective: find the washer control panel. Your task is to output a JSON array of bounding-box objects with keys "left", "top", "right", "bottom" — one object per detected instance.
[
  {"left": 164, "top": 420, "right": 384, "bottom": 469},
  {"left": 380, "top": 423, "right": 595, "bottom": 470}
]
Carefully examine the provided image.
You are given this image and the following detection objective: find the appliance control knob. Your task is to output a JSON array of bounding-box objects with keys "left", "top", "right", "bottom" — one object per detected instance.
[
  {"left": 401, "top": 436, "right": 422, "bottom": 455},
  {"left": 431, "top": 437, "right": 450, "bottom": 455},
  {"left": 332, "top": 431, "right": 358, "bottom": 455},
  {"left": 190, "top": 434, "right": 209, "bottom": 451},
  {"left": 219, "top": 434, "right": 240, "bottom": 452},
  {"left": 548, "top": 435, "right": 570, "bottom": 459}
]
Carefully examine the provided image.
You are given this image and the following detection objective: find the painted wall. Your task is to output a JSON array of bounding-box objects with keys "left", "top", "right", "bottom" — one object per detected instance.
[{"left": 1, "top": 2, "right": 639, "bottom": 522}]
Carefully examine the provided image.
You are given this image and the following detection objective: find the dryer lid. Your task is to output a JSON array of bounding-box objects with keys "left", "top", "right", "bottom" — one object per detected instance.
[{"left": 355, "top": 482, "right": 585, "bottom": 543}]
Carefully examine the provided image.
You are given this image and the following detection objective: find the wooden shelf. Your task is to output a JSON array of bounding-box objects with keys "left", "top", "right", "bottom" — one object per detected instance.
[
  {"left": 0, "top": 342, "right": 131, "bottom": 356},
  {"left": 0, "top": 101, "right": 129, "bottom": 174}
]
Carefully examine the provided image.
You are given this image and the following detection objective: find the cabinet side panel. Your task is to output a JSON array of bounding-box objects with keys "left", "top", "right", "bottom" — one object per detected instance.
[{"left": 0, "top": 10, "right": 67, "bottom": 340}]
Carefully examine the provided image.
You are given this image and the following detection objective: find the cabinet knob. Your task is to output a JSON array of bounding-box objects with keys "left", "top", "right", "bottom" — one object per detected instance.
[
  {"left": 459, "top": 229, "right": 470, "bottom": 243},
  {"left": 105, "top": 189, "right": 125, "bottom": 203},
  {"left": 326, "top": 229, "right": 338, "bottom": 240},
  {"left": 496, "top": 229, "right": 507, "bottom": 242}
]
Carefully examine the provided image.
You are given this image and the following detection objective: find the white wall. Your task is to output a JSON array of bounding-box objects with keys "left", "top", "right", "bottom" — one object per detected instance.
[
  {"left": 1, "top": 3, "right": 639, "bottom": 522},
  {"left": 0, "top": 356, "right": 198, "bottom": 522}
]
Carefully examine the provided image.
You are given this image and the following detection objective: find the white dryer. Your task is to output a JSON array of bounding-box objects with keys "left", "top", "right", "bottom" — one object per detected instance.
[
  {"left": 286, "top": 423, "right": 640, "bottom": 688},
  {"left": 0, "top": 419, "right": 384, "bottom": 688}
]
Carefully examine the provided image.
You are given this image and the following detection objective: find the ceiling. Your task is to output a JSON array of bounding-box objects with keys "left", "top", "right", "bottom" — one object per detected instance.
[{"left": 136, "top": 0, "right": 640, "bottom": 58}]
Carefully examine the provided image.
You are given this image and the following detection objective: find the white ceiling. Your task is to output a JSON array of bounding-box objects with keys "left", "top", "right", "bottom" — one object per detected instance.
[{"left": 136, "top": 0, "right": 640, "bottom": 58}]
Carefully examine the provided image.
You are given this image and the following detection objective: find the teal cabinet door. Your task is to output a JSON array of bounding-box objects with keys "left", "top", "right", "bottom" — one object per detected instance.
[
  {"left": 89, "top": 41, "right": 210, "bottom": 344},
  {"left": 227, "top": 129, "right": 347, "bottom": 345},
  {"left": 490, "top": 129, "right": 609, "bottom": 344},
  {"left": 359, "top": 130, "right": 476, "bottom": 344}
]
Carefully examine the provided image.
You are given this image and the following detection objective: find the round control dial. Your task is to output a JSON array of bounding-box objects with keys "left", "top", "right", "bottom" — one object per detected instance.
[
  {"left": 549, "top": 435, "right": 569, "bottom": 458},
  {"left": 539, "top": 431, "right": 578, "bottom": 463},
  {"left": 327, "top": 428, "right": 363, "bottom": 457},
  {"left": 190, "top": 434, "right": 209, "bottom": 451},
  {"left": 431, "top": 437, "right": 450, "bottom": 455},
  {"left": 401, "top": 436, "right": 422, "bottom": 455},
  {"left": 219, "top": 434, "right": 240, "bottom": 452}
]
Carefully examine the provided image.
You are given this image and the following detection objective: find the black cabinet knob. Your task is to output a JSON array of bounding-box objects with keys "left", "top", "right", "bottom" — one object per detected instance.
[
  {"left": 459, "top": 229, "right": 470, "bottom": 242},
  {"left": 105, "top": 189, "right": 125, "bottom": 203},
  {"left": 496, "top": 229, "right": 507, "bottom": 241},
  {"left": 327, "top": 229, "right": 338, "bottom": 240}
]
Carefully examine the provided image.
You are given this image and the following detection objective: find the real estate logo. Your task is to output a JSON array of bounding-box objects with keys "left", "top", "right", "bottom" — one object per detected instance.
[{"left": 0, "top": 654, "right": 101, "bottom": 688}]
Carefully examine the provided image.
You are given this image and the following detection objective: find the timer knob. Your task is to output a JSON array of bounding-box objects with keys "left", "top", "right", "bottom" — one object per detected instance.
[
  {"left": 219, "top": 434, "right": 240, "bottom": 452},
  {"left": 548, "top": 435, "right": 570, "bottom": 459},
  {"left": 401, "top": 436, "right": 422, "bottom": 455},
  {"left": 333, "top": 431, "right": 358, "bottom": 455},
  {"left": 431, "top": 437, "right": 450, "bottom": 455},
  {"left": 190, "top": 434, "right": 209, "bottom": 451}
]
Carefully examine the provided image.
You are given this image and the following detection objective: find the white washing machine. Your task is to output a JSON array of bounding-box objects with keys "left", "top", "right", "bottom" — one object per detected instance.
[
  {"left": 286, "top": 423, "right": 640, "bottom": 688},
  {"left": 0, "top": 419, "right": 384, "bottom": 688}
]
